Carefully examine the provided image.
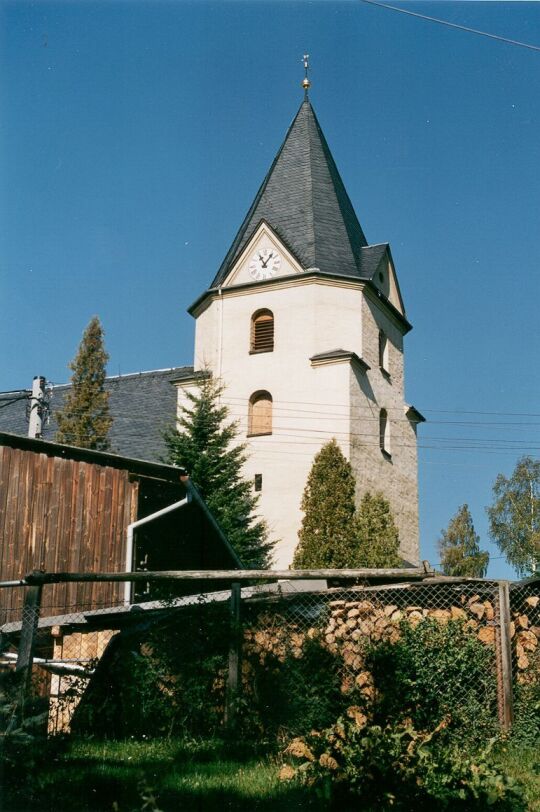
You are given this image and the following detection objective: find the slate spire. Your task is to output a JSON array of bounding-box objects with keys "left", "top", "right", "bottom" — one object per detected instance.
[{"left": 211, "top": 99, "right": 371, "bottom": 286}]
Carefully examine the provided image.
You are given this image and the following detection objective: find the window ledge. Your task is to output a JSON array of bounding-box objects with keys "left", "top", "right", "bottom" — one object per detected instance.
[
  {"left": 247, "top": 431, "right": 273, "bottom": 438},
  {"left": 379, "top": 366, "right": 391, "bottom": 381},
  {"left": 249, "top": 348, "right": 274, "bottom": 355},
  {"left": 381, "top": 449, "right": 392, "bottom": 461}
]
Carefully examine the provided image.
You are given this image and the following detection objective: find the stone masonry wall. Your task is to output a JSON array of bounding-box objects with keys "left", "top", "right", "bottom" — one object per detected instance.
[{"left": 350, "top": 294, "right": 420, "bottom": 565}]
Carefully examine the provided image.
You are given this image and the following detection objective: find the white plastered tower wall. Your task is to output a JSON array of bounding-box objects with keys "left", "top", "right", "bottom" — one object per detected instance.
[
  {"left": 184, "top": 274, "right": 358, "bottom": 567},
  {"left": 176, "top": 97, "right": 422, "bottom": 568}
]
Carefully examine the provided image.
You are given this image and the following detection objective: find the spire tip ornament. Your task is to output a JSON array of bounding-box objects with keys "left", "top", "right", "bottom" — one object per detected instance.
[{"left": 302, "top": 53, "right": 311, "bottom": 98}]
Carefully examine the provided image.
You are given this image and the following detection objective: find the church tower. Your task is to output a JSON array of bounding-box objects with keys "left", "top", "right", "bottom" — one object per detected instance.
[{"left": 177, "top": 84, "right": 423, "bottom": 568}]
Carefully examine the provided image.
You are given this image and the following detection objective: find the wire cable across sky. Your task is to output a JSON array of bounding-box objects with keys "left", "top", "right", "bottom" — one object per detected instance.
[{"left": 359, "top": 0, "right": 540, "bottom": 53}]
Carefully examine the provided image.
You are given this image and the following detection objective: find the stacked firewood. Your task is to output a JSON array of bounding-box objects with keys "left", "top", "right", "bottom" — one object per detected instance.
[
  {"left": 511, "top": 594, "right": 539, "bottom": 677},
  {"left": 239, "top": 591, "right": 540, "bottom": 696}
]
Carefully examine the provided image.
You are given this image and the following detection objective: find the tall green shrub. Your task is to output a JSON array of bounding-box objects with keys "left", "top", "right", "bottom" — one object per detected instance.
[
  {"left": 354, "top": 492, "right": 401, "bottom": 567},
  {"left": 293, "top": 439, "right": 358, "bottom": 568},
  {"left": 165, "top": 374, "right": 273, "bottom": 568}
]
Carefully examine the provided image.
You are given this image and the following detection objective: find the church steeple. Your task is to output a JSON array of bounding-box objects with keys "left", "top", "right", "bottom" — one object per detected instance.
[
  {"left": 211, "top": 98, "right": 374, "bottom": 287},
  {"left": 183, "top": 85, "right": 421, "bottom": 569}
]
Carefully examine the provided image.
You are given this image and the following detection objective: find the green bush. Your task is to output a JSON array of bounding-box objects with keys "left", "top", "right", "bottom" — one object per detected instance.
[
  {"left": 282, "top": 715, "right": 526, "bottom": 810},
  {"left": 366, "top": 617, "right": 498, "bottom": 742},
  {"left": 243, "top": 634, "right": 351, "bottom": 739},
  {"left": 512, "top": 649, "right": 540, "bottom": 745},
  {"left": 72, "top": 605, "right": 230, "bottom": 739}
]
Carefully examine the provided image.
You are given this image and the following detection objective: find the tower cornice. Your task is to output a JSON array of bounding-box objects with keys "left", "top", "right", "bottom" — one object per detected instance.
[{"left": 188, "top": 271, "right": 412, "bottom": 334}]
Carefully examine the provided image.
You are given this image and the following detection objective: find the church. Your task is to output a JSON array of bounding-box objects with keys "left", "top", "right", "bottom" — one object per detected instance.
[
  {"left": 0, "top": 80, "right": 423, "bottom": 569},
  {"left": 174, "top": 81, "right": 424, "bottom": 568}
]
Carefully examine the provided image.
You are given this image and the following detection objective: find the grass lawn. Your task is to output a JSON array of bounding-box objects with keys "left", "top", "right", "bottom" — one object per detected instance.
[
  {"left": 2, "top": 737, "right": 325, "bottom": 812},
  {"left": 497, "top": 744, "right": 540, "bottom": 812},
  {"left": 3, "top": 737, "right": 540, "bottom": 811}
]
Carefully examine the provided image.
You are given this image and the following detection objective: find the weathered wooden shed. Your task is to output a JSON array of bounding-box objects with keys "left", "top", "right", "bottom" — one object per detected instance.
[{"left": 0, "top": 432, "right": 242, "bottom": 622}]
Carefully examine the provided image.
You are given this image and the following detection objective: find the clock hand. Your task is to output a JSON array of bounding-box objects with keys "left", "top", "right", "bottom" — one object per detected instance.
[{"left": 261, "top": 252, "right": 273, "bottom": 269}]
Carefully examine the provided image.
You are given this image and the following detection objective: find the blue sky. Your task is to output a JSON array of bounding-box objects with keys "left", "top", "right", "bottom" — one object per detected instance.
[{"left": 1, "top": 1, "right": 539, "bottom": 577}]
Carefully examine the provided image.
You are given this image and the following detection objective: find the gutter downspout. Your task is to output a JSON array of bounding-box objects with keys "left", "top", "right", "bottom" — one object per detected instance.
[{"left": 124, "top": 483, "right": 191, "bottom": 605}]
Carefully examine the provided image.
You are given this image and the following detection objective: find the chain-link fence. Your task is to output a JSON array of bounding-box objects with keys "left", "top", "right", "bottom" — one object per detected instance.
[
  {"left": 509, "top": 578, "right": 540, "bottom": 735},
  {"left": 240, "top": 580, "right": 504, "bottom": 740},
  {"left": 1, "top": 573, "right": 539, "bottom": 741}
]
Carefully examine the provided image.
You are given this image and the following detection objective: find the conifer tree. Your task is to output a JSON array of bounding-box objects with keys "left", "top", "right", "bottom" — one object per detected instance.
[
  {"left": 164, "top": 374, "right": 274, "bottom": 568},
  {"left": 293, "top": 439, "right": 359, "bottom": 568},
  {"left": 354, "top": 491, "right": 401, "bottom": 568},
  {"left": 55, "top": 316, "right": 112, "bottom": 451},
  {"left": 438, "top": 504, "right": 489, "bottom": 577}
]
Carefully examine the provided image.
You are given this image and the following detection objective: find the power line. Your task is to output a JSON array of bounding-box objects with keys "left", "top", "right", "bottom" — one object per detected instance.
[
  {"left": 6, "top": 385, "right": 540, "bottom": 422},
  {"left": 0, "top": 394, "right": 29, "bottom": 410},
  {"left": 359, "top": 0, "right": 540, "bottom": 53}
]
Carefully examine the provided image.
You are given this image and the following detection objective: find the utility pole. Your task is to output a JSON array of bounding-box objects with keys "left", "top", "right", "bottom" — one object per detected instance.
[{"left": 28, "top": 376, "right": 46, "bottom": 439}]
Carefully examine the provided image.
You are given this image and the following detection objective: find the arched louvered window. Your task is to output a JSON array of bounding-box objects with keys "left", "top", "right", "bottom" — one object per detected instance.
[
  {"left": 379, "top": 408, "right": 391, "bottom": 457},
  {"left": 250, "top": 310, "right": 274, "bottom": 354},
  {"left": 248, "top": 391, "right": 273, "bottom": 436},
  {"left": 379, "top": 330, "right": 389, "bottom": 373}
]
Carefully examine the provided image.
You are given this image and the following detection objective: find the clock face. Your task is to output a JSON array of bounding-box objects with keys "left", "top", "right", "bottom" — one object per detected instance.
[{"left": 248, "top": 248, "right": 281, "bottom": 281}]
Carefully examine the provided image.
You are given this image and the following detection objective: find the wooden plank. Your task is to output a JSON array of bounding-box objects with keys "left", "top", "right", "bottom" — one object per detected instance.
[
  {"left": 59, "top": 458, "right": 76, "bottom": 608},
  {"left": 24, "top": 567, "right": 432, "bottom": 585},
  {"left": 0, "top": 446, "right": 13, "bottom": 622},
  {"left": 108, "top": 469, "right": 123, "bottom": 607},
  {"left": 100, "top": 467, "right": 114, "bottom": 607},
  {"left": 6, "top": 448, "right": 22, "bottom": 578},
  {"left": 47, "top": 456, "right": 61, "bottom": 614},
  {"left": 80, "top": 461, "right": 97, "bottom": 610},
  {"left": 91, "top": 466, "right": 108, "bottom": 609},
  {"left": 34, "top": 454, "right": 49, "bottom": 577},
  {"left": 20, "top": 446, "right": 32, "bottom": 570},
  {"left": 121, "top": 477, "right": 139, "bottom": 606},
  {"left": 50, "top": 455, "right": 67, "bottom": 616}
]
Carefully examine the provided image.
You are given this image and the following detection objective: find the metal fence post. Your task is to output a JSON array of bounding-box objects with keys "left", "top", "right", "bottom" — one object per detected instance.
[
  {"left": 225, "top": 581, "right": 242, "bottom": 729},
  {"left": 497, "top": 581, "right": 514, "bottom": 731}
]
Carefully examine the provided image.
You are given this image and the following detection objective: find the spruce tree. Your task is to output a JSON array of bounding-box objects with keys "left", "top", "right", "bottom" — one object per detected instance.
[
  {"left": 164, "top": 374, "right": 274, "bottom": 568},
  {"left": 293, "top": 439, "right": 359, "bottom": 568},
  {"left": 354, "top": 492, "right": 401, "bottom": 568},
  {"left": 439, "top": 504, "right": 489, "bottom": 577},
  {"left": 55, "top": 316, "right": 112, "bottom": 451}
]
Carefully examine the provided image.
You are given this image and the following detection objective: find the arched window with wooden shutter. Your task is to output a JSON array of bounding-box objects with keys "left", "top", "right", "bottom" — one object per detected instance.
[
  {"left": 248, "top": 391, "right": 273, "bottom": 436},
  {"left": 250, "top": 310, "right": 274, "bottom": 353}
]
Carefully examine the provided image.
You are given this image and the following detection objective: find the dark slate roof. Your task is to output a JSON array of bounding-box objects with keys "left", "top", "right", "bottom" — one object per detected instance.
[
  {"left": 212, "top": 100, "right": 377, "bottom": 286},
  {"left": 406, "top": 405, "right": 426, "bottom": 424},
  {"left": 310, "top": 349, "right": 370, "bottom": 372},
  {"left": 356, "top": 244, "right": 390, "bottom": 278},
  {"left": 0, "top": 367, "right": 194, "bottom": 463}
]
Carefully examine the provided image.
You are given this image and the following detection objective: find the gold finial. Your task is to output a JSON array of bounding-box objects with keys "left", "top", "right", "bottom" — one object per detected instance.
[{"left": 302, "top": 53, "right": 311, "bottom": 98}]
